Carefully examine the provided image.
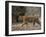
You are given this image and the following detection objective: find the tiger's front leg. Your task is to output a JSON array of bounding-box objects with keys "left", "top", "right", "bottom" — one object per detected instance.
[
  {"left": 33, "top": 19, "right": 35, "bottom": 26},
  {"left": 22, "top": 16, "right": 28, "bottom": 27}
]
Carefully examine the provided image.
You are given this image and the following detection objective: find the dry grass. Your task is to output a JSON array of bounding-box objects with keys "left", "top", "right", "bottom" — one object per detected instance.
[{"left": 12, "top": 23, "right": 41, "bottom": 31}]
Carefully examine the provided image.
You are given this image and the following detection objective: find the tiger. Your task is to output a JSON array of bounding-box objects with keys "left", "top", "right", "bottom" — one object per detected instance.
[{"left": 19, "top": 16, "right": 41, "bottom": 26}]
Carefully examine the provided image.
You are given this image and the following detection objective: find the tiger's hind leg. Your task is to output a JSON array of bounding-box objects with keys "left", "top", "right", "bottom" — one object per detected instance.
[{"left": 36, "top": 19, "right": 41, "bottom": 26}]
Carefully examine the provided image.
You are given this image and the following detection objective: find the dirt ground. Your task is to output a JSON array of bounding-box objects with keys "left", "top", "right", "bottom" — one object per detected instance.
[{"left": 12, "top": 22, "right": 41, "bottom": 31}]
